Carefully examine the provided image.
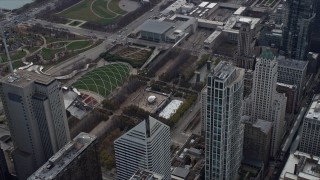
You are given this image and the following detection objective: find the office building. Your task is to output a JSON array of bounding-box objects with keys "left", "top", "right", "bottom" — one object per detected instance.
[
  {"left": 276, "top": 83, "right": 297, "bottom": 115},
  {"left": 205, "top": 62, "right": 245, "bottom": 180},
  {"left": 243, "top": 118, "right": 272, "bottom": 168},
  {"left": 28, "top": 132, "right": 102, "bottom": 180},
  {"left": 114, "top": 116, "right": 171, "bottom": 180},
  {"left": 282, "top": 0, "right": 316, "bottom": 60},
  {"left": 259, "top": 23, "right": 283, "bottom": 49},
  {"left": 277, "top": 56, "right": 308, "bottom": 104},
  {"left": 0, "top": 70, "right": 70, "bottom": 179},
  {"left": 280, "top": 151, "right": 320, "bottom": 179},
  {"left": 249, "top": 49, "right": 286, "bottom": 157},
  {"left": 235, "top": 18, "right": 256, "bottom": 70},
  {"left": 270, "top": 4, "right": 286, "bottom": 25},
  {"left": 299, "top": 94, "right": 320, "bottom": 156}
]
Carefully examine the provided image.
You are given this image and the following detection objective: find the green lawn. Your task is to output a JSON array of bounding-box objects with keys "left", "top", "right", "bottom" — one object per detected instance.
[
  {"left": 109, "top": 0, "right": 126, "bottom": 14},
  {"left": 91, "top": 0, "right": 116, "bottom": 18},
  {"left": 0, "top": 50, "right": 27, "bottom": 62},
  {"left": 72, "top": 63, "right": 129, "bottom": 96},
  {"left": 41, "top": 48, "right": 64, "bottom": 60},
  {"left": 26, "top": 46, "right": 41, "bottom": 53},
  {"left": 67, "top": 40, "right": 91, "bottom": 50},
  {"left": 12, "top": 60, "right": 25, "bottom": 69},
  {"left": 58, "top": 0, "right": 126, "bottom": 25}
]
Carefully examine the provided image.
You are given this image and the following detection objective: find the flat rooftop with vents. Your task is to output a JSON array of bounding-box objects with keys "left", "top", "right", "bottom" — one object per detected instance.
[
  {"left": 28, "top": 133, "right": 97, "bottom": 180},
  {"left": 0, "top": 70, "right": 54, "bottom": 87},
  {"left": 280, "top": 151, "right": 320, "bottom": 179}
]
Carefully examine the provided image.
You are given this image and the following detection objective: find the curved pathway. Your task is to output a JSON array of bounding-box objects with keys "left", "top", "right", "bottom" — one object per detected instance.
[
  {"left": 90, "top": 0, "right": 118, "bottom": 20},
  {"left": 106, "top": 0, "right": 125, "bottom": 16}
]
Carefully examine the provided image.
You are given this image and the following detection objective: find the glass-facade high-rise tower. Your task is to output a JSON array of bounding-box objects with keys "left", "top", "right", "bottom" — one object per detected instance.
[
  {"left": 282, "top": 0, "right": 316, "bottom": 60},
  {"left": 205, "top": 62, "right": 245, "bottom": 180}
]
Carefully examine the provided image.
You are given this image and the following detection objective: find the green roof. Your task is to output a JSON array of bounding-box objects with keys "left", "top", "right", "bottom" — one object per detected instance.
[{"left": 260, "top": 48, "right": 274, "bottom": 60}]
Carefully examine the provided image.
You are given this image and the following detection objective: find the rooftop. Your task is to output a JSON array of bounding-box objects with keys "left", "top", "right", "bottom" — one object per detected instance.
[
  {"left": 138, "top": 20, "right": 174, "bottom": 34},
  {"left": 224, "top": 15, "right": 260, "bottom": 30},
  {"left": 130, "top": 169, "right": 164, "bottom": 180},
  {"left": 204, "top": 30, "right": 222, "bottom": 44},
  {"left": 234, "top": 7, "right": 246, "bottom": 15},
  {"left": 277, "top": 82, "right": 296, "bottom": 89},
  {"left": 277, "top": 56, "right": 308, "bottom": 70},
  {"left": 159, "top": 100, "right": 183, "bottom": 119},
  {"left": 114, "top": 116, "right": 167, "bottom": 144},
  {"left": 212, "top": 61, "right": 236, "bottom": 80},
  {"left": 253, "top": 119, "right": 272, "bottom": 134},
  {"left": 161, "top": 0, "right": 187, "bottom": 14},
  {"left": 28, "top": 133, "right": 97, "bottom": 180},
  {"left": 171, "top": 167, "right": 190, "bottom": 179},
  {"left": 0, "top": 70, "right": 54, "bottom": 87},
  {"left": 260, "top": 48, "right": 275, "bottom": 60},
  {"left": 280, "top": 151, "right": 320, "bottom": 179},
  {"left": 305, "top": 94, "right": 320, "bottom": 120}
]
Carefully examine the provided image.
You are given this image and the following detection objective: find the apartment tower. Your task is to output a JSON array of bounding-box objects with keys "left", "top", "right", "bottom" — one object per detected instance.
[{"left": 205, "top": 61, "right": 245, "bottom": 180}]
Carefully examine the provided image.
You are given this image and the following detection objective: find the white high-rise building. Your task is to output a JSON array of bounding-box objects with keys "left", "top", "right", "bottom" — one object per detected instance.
[
  {"left": 0, "top": 70, "right": 70, "bottom": 179},
  {"left": 248, "top": 49, "right": 286, "bottom": 157},
  {"left": 205, "top": 62, "right": 245, "bottom": 180},
  {"left": 114, "top": 116, "right": 171, "bottom": 180}
]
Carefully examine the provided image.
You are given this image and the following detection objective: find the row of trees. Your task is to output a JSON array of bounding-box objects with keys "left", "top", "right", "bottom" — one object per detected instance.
[
  {"left": 159, "top": 49, "right": 190, "bottom": 82},
  {"left": 169, "top": 94, "right": 197, "bottom": 125},
  {"left": 13, "top": 0, "right": 50, "bottom": 14},
  {"left": 35, "top": 0, "right": 81, "bottom": 24},
  {"left": 102, "top": 76, "right": 147, "bottom": 110},
  {"left": 69, "top": 108, "right": 111, "bottom": 138},
  {"left": 146, "top": 48, "right": 180, "bottom": 77}
]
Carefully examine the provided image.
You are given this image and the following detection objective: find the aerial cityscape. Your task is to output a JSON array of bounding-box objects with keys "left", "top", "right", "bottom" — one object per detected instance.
[{"left": 0, "top": 0, "right": 319, "bottom": 179}]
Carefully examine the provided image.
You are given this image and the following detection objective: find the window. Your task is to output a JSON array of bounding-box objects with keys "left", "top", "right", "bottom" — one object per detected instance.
[{"left": 8, "top": 93, "right": 21, "bottom": 103}]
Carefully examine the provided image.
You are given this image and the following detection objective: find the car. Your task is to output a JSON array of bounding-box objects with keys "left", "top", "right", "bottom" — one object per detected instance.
[{"left": 150, "top": 9, "right": 154, "bottom": 12}]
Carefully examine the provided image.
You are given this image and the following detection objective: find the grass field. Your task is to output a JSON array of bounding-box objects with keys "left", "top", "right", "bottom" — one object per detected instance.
[
  {"left": 72, "top": 63, "right": 129, "bottom": 96},
  {"left": 0, "top": 51, "right": 27, "bottom": 62},
  {"left": 41, "top": 48, "right": 64, "bottom": 60},
  {"left": 58, "top": 0, "right": 126, "bottom": 25},
  {"left": 67, "top": 40, "right": 91, "bottom": 50}
]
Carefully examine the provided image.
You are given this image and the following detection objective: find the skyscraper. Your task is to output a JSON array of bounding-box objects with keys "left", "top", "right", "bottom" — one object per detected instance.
[
  {"left": 235, "top": 18, "right": 256, "bottom": 70},
  {"left": 0, "top": 70, "right": 70, "bottom": 179},
  {"left": 247, "top": 49, "right": 286, "bottom": 157},
  {"left": 28, "top": 132, "right": 102, "bottom": 180},
  {"left": 282, "top": 0, "right": 316, "bottom": 60},
  {"left": 114, "top": 116, "right": 171, "bottom": 180},
  {"left": 205, "top": 62, "right": 245, "bottom": 180}
]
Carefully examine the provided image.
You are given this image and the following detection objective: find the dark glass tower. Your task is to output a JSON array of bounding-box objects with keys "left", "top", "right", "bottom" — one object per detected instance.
[{"left": 282, "top": 0, "right": 316, "bottom": 60}]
